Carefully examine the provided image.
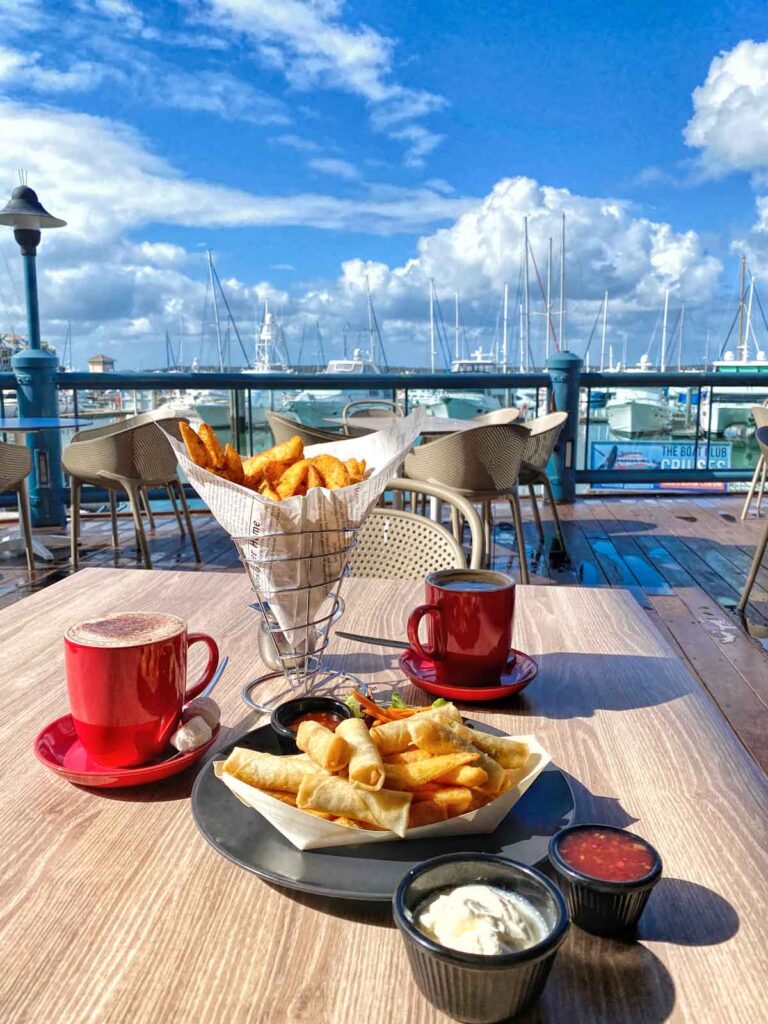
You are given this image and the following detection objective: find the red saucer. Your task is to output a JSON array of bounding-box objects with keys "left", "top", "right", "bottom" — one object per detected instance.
[
  {"left": 399, "top": 647, "right": 538, "bottom": 702},
  {"left": 33, "top": 714, "right": 220, "bottom": 788}
]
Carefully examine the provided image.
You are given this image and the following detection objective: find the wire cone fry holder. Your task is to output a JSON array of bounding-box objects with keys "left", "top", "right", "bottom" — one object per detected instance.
[
  {"left": 234, "top": 527, "right": 358, "bottom": 694},
  {"left": 163, "top": 411, "right": 425, "bottom": 702}
]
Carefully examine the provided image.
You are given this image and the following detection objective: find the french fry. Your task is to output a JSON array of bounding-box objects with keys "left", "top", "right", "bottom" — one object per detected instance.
[
  {"left": 428, "top": 787, "right": 474, "bottom": 814},
  {"left": 436, "top": 765, "right": 488, "bottom": 788},
  {"left": 383, "top": 752, "right": 479, "bottom": 789},
  {"left": 199, "top": 422, "right": 226, "bottom": 470},
  {"left": 263, "top": 790, "right": 298, "bottom": 806},
  {"left": 333, "top": 816, "right": 385, "bottom": 831},
  {"left": 179, "top": 421, "right": 210, "bottom": 469},
  {"left": 277, "top": 458, "right": 310, "bottom": 499},
  {"left": 310, "top": 454, "right": 350, "bottom": 490},
  {"left": 223, "top": 443, "right": 244, "bottom": 485},
  {"left": 408, "top": 802, "right": 448, "bottom": 829}
]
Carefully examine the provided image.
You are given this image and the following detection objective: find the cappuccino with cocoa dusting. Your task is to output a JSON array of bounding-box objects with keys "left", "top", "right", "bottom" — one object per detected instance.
[{"left": 66, "top": 612, "right": 186, "bottom": 648}]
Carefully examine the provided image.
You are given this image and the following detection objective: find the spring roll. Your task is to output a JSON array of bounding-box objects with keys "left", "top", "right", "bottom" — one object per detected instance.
[
  {"left": 383, "top": 752, "right": 479, "bottom": 790},
  {"left": 222, "top": 748, "right": 323, "bottom": 793},
  {"left": 449, "top": 723, "right": 530, "bottom": 769},
  {"left": 296, "top": 720, "right": 351, "bottom": 772},
  {"left": 407, "top": 718, "right": 506, "bottom": 794},
  {"left": 297, "top": 774, "right": 412, "bottom": 837},
  {"left": 336, "top": 717, "right": 385, "bottom": 790},
  {"left": 370, "top": 703, "right": 460, "bottom": 756}
]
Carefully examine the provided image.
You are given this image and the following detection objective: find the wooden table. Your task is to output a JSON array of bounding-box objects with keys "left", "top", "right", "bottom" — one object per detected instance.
[
  {"left": 324, "top": 413, "right": 476, "bottom": 434},
  {"left": 2, "top": 569, "right": 767, "bottom": 1023}
]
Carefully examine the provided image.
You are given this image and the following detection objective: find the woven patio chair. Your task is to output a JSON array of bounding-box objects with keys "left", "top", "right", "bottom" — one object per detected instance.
[
  {"left": 342, "top": 398, "right": 403, "bottom": 435},
  {"left": 472, "top": 407, "right": 521, "bottom": 426},
  {"left": 349, "top": 479, "right": 483, "bottom": 578},
  {"left": 265, "top": 410, "right": 342, "bottom": 447},
  {"left": 62, "top": 410, "right": 200, "bottom": 570},
  {"left": 740, "top": 403, "right": 768, "bottom": 520},
  {"left": 0, "top": 442, "right": 34, "bottom": 575},
  {"left": 737, "top": 426, "right": 768, "bottom": 614},
  {"left": 517, "top": 411, "right": 569, "bottom": 557},
  {"left": 403, "top": 423, "right": 532, "bottom": 580}
]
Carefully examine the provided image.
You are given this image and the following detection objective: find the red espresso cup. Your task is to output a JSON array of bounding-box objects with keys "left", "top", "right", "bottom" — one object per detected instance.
[
  {"left": 407, "top": 569, "right": 516, "bottom": 684},
  {"left": 64, "top": 612, "right": 219, "bottom": 768}
]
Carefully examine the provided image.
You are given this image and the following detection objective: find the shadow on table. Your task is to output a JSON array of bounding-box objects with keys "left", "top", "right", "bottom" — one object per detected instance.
[
  {"left": 480, "top": 652, "right": 693, "bottom": 720},
  {"left": 524, "top": 928, "right": 676, "bottom": 1024},
  {"left": 557, "top": 770, "right": 639, "bottom": 830},
  {"left": 267, "top": 882, "right": 394, "bottom": 928},
  {"left": 639, "top": 877, "right": 739, "bottom": 946}
]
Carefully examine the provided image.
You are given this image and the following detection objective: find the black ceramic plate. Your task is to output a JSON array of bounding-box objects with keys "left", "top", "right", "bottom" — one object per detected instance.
[{"left": 191, "top": 722, "right": 575, "bottom": 901}]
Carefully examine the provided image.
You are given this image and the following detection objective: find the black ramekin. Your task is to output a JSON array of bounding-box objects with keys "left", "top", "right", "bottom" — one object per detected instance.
[
  {"left": 270, "top": 696, "right": 353, "bottom": 753},
  {"left": 393, "top": 853, "right": 569, "bottom": 1024},
  {"left": 548, "top": 823, "right": 662, "bottom": 937}
]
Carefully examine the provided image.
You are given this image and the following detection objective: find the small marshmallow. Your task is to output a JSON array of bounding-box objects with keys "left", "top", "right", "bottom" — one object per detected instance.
[
  {"left": 171, "top": 715, "right": 213, "bottom": 753},
  {"left": 182, "top": 696, "right": 221, "bottom": 729}
]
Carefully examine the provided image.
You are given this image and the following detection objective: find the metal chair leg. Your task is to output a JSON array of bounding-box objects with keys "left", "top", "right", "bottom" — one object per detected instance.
[
  {"left": 140, "top": 488, "right": 156, "bottom": 530},
  {"left": 741, "top": 455, "right": 763, "bottom": 520},
  {"left": 175, "top": 479, "right": 201, "bottom": 563},
  {"left": 528, "top": 484, "right": 544, "bottom": 542},
  {"left": 17, "top": 479, "right": 34, "bottom": 578},
  {"left": 756, "top": 459, "right": 767, "bottom": 516},
  {"left": 737, "top": 518, "right": 768, "bottom": 613},
  {"left": 70, "top": 478, "right": 81, "bottom": 570},
  {"left": 108, "top": 491, "right": 119, "bottom": 548},
  {"left": 542, "top": 473, "right": 569, "bottom": 556},
  {"left": 167, "top": 484, "right": 185, "bottom": 537},
  {"left": 127, "top": 484, "right": 152, "bottom": 569},
  {"left": 510, "top": 491, "right": 530, "bottom": 584}
]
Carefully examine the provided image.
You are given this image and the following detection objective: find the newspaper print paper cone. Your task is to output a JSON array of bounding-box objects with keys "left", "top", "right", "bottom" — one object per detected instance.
[{"left": 162, "top": 410, "right": 425, "bottom": 634}]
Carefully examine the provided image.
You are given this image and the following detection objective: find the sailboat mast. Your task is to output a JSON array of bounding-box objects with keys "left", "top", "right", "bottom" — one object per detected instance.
[
  {"left": 546, "top": 238, "right": 552, "bottom": 362},
  {"left": 660, "top": 289, "right": 669, "bottom": 372},
  {"left": 522, "top": 217, "right": 530, "bottom": 371},
  {"left": 454, "top": 292, "right": 460, "bottom": 361},
  {"left": 738, "top": 254, "right": 747, "bottom": 361},
  {"left": 745, "top": 274, "right": 755, "bottom": 361},
  {"left": 559, "top": 213, "right": 566, "bottom": 350},
  {"left": 429, "top": 279, "right": 436, "bottom": 373},
  {"left": 502, "top": 282, "right": 509, "bottom": 372},
  {"left": 207, "top": 249, "right": 224, "bottom": 372},
  {"left": 365, "top": 275, "right": 375, "bottom": 362},
  {"left": 600, "top": 292, "right": 608, "bottom": 371},
  {"left": 678, "top": 304, "right": 685, "bottom": 371}
]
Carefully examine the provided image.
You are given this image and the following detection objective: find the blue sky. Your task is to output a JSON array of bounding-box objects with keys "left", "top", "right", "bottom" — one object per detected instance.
[{"left": 1, "top": 0, "right": 768, "bottom": 369}]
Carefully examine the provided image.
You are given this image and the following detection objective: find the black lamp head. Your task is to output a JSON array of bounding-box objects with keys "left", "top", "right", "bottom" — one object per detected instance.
[{"left": 0, "top": 185, "right": 66, "bottom": 229}]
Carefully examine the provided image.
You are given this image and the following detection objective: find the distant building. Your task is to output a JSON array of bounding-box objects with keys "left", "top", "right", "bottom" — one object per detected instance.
[{"left": 88, "top": 353, "right": 115, "bottom": 373}]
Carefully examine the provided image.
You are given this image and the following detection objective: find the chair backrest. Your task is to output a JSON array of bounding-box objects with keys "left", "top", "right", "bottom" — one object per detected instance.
[
  {"left": 403, "top": 423, "right": 531, "bottom": 494},
  {"left": 0, "top": 441, "right": 32, "bottom": 491},
  {"left": 349, "top": 477, "right": 484, "bottom": 578},
  {"left": 752, "top": 405, "right": 768, "bottom": 430},
  {"left": 265, "top": 410, "right": 342, "bottom": 447},
  {"left": 521, "top": 411, "right": 568, "bottom": 469},
  {"left": 342, "top": 399, "right": 403, "bottom": 435},
  {"left": 63, "top": 413, "right": 183, "bottom": 483},
  {"left": 473, "top": 407, "right": 521, "bottom": 426},
  {"left": 757, "top": 424, "right": 768, "bottom": 459}
]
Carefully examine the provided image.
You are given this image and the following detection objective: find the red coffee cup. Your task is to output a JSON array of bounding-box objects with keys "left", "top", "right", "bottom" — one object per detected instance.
[
  {"left": 407, "top": 569, "right": 515, "bottom": 684},
  {"left": 64, "top": 612, "right": 219, "bottom": 768}
]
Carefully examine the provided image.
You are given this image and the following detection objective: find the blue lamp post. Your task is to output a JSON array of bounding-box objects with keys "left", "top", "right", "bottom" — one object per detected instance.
[{"left": 0, "top": 185, "right": 68, "bottom": 527}]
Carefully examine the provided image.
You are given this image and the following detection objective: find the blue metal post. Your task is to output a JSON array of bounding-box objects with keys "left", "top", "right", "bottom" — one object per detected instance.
[
  {"left": 11, "top": 228, "right": 67, "bottom": 527},
  {"left": 546, "top": 350, "right": 582, "bottom": 502}
]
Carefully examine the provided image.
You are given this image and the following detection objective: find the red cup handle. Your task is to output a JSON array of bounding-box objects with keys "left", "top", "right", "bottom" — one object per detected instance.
[
  {"left": 185, "top": 633, "right": 220, "bottom": 700},
  {"left": 407, "top": 604, "right": 445, "bottom": 661}
]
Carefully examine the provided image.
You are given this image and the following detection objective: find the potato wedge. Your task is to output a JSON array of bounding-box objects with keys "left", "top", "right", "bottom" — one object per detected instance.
[
  {"left": 265, "top": 435, "right": 303, "bottom": 464},
  {"left": 198, "top": 423, "right": 226, "bottom": 470},
  {"left": 179, "top": 422, "right": 210, "bottom": 469},
  {"left": 277, "top": 458, "right": 311, "bottom": 500},
  {"left": 306, "top": 464, "right": 323, "bottom": 491},
  {"left": 310, "top": 454, "right": 350, "bottom": 490},
  {"left": 221, "top": 443, "right": 244, "bottom": 484}
]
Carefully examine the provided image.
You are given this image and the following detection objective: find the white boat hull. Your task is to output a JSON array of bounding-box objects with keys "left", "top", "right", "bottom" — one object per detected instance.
[{"left": 607, "top": 400, "right": 672, "bottom": 437}]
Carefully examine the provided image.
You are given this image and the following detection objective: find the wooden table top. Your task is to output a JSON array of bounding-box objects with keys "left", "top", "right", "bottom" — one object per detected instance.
[{"left": 2, "top": 568, "right": 767, "bottom": 1024}]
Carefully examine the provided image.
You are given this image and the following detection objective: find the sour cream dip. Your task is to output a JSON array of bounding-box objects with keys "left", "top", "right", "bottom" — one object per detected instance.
[{"left": 415, "top": 884, "right": 547, "bottom": 956}]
